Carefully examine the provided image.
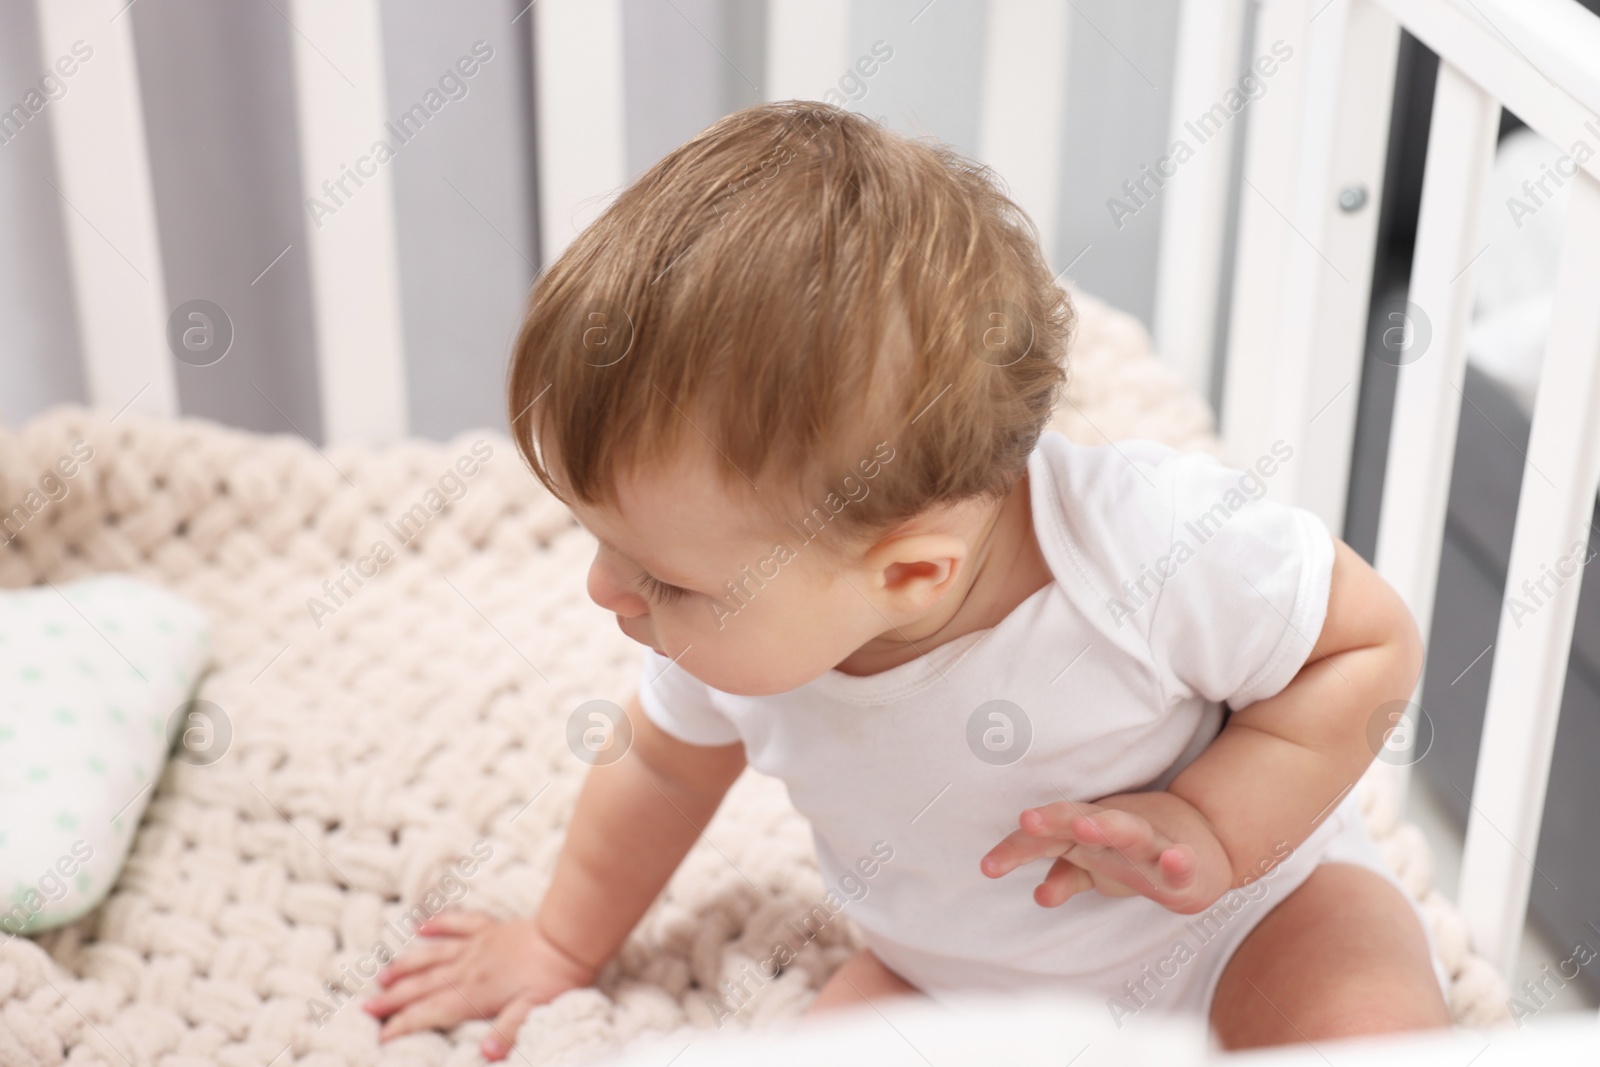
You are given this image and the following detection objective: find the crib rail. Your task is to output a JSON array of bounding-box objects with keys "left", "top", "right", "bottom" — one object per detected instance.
[
  {"left": 28, "top": 0, "right": 1600, "bottom": 1009},
  {"left": 1151, "top": 0, "right": 1247, "bottom": 400},
  {"left": 976, "top": 0, "right": 1070, "bottom": 269},
  {"left": 285, "top": 0, "right": 408, "bottom": 443},
  {"left": 35, "top": 0, "right": 174, "bottom": 421},
  {"left": 1369, "top": 58, "right": 1500, "bottom": 792},
  {"left": 1220, "top": 0, "right": 1401, "bottom": 535},
  {"left": 1366, "top": 0, "right": 1600, "bottom": 980},
  {"left": 534, "top": 0, "right": 627, "bottom": 267},
  {"left": 1464, "top": 164, "right": 1600, "bottom": 983}
]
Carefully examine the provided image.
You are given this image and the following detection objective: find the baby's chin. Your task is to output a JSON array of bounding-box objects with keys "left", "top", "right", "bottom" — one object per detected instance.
[{"left": 680, "top": 655, "right": 836, "bottom": 698}]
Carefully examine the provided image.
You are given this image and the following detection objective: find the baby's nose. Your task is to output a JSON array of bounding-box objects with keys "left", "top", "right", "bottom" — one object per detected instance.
[{"left": 586, "top": 557, "right": 648, "bottom": 617}]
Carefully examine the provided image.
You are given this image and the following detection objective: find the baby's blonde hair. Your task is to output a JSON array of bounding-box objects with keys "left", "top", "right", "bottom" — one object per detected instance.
[{"left": 508, "top": 101, "right": 1073, "bottom": 546}]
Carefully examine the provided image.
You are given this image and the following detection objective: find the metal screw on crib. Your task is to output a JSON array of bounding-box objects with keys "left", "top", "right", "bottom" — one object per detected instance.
[{"left": 1338, "top": 184, "right": 1369, "bottom": 212}]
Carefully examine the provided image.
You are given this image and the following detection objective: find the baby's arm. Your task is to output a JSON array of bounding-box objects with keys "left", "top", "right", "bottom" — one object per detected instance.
[
  {"left": 1163, "top": 535, "right": 1422, "bottom": 882},
  {"left": 983, "top": 537, "right": 1421, "bottom": 912},
  {"left": 366, "top": 692, "right": 745, "bottom": 1060}
]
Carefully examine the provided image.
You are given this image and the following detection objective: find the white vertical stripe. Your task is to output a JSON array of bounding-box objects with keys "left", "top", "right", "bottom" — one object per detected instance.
[
  {"left": 1371, "top": 61, "right": 1500, "bottom": 797},
  {"left": 1153, "top": 0, "right": 1246, "bottom": 398},
  {"left": 978, "top": 0, "right": 1069, "bottom": 268},
  {"left": 1234, "top": 0, "right": 1399, "bottom": 528},
  {"left": 1286, "top": 0, "right": 1399, "bottom": 531},
  {"left": 1219, "top": 0, "right": 1312, "bottom": 469},
  {"left": 1459, "top": 170, "right": 1600, "bottom": 979},
  {"left": 764, "top": 0, "right": 850, "bottom": 103},
  {"left": 287, "top": 0, "right": 408, "bottom": 444},
  {"left": 534, "top": 0, "right": 628, "bottom": 268},
  {"left": 1375, "top": 0, "right": 1600, "bottom": 184},
  {"left": 1253, "top": 0, "right": 1338, "bottom": 513},
  {"left": 36, "top": 0, "right": 175, "bottom": 419}
]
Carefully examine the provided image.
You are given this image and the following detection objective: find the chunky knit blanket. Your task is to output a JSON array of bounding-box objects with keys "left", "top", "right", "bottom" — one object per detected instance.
[{"left": 0, "top": 292, "right": 1510, "bottom": 1066}]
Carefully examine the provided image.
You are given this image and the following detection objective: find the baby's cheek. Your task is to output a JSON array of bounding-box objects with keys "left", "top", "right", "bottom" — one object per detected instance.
[{"left": 699, "top": 624, "right": 808, "bottom": 694}]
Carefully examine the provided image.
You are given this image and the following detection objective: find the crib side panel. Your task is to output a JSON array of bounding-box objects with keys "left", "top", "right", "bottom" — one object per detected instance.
[
  {"left": 977, "top": 0, "right": 1071, "bottom": 270},
  {"left": 532, "top": 0, "right": 628, "bottom": 269},
  {"left": 1152, "top": 0, "right": 1246, "bottom": 399},
  {"left": 1218, "top": 0, "right": 1398, "bottom": 536},
  {"left": 34, "top": 0, "right": 176, "bottom": 421},
  {"left": 1458, "top": 170, "right": 1600, "bottom": 978},
  {"left": 286, "top": 0, "right": 408, "bottom": 445},
  {"left": 1370, "top": 58, "right": 1500, "bottom": 786},
  {"left": 1367, "top": 0, "right": 1600, "bottom": 977}
]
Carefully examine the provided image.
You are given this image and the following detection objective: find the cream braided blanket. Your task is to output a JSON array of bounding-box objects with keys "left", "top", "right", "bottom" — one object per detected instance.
[{"left": 0, "top": 293, "right": 1510, "bottom": 1066}]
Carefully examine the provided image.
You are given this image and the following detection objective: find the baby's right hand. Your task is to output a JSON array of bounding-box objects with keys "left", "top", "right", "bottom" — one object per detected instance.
[{"left": 363, "top": 911, "right": 596, "bottom": 1060}]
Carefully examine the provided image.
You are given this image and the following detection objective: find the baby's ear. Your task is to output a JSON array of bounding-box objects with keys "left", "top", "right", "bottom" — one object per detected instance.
[{"left": 863, "top": 532, "right": 968, "bottom": 611}]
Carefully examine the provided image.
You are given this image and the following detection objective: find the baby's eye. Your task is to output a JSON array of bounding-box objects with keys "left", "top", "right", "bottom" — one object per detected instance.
[{"left": 633, "top": 571, "right": 690, "bottom": 605}]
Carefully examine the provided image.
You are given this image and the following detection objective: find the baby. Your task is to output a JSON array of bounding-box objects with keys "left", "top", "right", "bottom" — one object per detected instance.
[{"left": 365, "top": 102, "right": 1451, "bottom": 1059}]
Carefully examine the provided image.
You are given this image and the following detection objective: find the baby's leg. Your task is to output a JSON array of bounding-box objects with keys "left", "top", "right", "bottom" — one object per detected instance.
[
  {"left": 810, "top": 948, "right": 921, "bottom": 1013},
  {"left": 1210, "top": 861, "right": 1451, "bottom": 1049}
]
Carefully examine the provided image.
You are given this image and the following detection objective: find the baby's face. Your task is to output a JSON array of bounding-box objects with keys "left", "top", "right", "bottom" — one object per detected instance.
[{"left": 567, "top": 441, "right": 896, "bottom": 696}]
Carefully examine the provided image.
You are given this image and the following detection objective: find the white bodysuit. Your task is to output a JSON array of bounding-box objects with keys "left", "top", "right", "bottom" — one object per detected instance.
[{"left": 637, "top": 432, "right": 1448, "bottom": 1023}]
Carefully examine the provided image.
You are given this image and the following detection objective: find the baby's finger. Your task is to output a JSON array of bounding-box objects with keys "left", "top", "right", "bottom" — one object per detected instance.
[
  {"left": 1016, "top": 800, "right": 1103, "bottom": 837},
  {"left": 376, "top": 937, "right": 466, "bottom": 987},
  {"left": 1157, "top": 845, "right": 1198, "bottom": 890},
  {"left": 1073, "top": 843, "right": 1198, "bottom": 905},
  {"left": 1033, "top": 858, "right": 1093, "bottom": 907},
  {"left": 482, "top": 994, "right": 540, "bottom": 1061},
  {"left": 365, "top": 967, "right": 457, "bottom": 1021},
  {"left": 1065, "top": 808, "right": 1159, "bottom": 853},
  {"left": 378, "top": 986, "right": 479, "bottom": 1042},
  {"left": 980, "top": 829, "right": 1069, "bottom": 878},
  {"left": 416, "top": 911, "right": 495, "bottom": 937}
]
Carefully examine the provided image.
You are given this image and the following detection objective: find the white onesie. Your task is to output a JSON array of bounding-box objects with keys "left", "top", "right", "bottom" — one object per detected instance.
[{"left": 636, "top": 432, "right": 1447, "bottom": 1023}]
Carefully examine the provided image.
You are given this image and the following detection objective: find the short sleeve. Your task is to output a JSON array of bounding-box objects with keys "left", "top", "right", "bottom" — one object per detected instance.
[
  {"left": 1141, "top": 451, "right": 1336, "bottom": 710},
  {"left": 635, "top": 647, "right": 743, "bottom": 746},
  {"left": 1039, "top": 436, "right": 1336, "bottom": 713}
]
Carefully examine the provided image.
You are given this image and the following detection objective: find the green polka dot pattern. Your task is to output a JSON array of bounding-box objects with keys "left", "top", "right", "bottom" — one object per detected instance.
[{"left": 0, "top": 575, "right": 211, "bottom": 934}]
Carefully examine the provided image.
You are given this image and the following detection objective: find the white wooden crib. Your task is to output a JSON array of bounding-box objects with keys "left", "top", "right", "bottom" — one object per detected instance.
[{"left": 25, "top": 0, "right": 1600, "bottom": 1060}]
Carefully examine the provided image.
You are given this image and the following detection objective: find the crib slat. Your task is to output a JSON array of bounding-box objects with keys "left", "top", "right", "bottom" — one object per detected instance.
[
  {"left": 1278, "top": 0, "right": 1399, "bottom": 531},
  {"left": 764, "top": 0, "right": 850, "bottom": 104},
  {"left": 1153, "top": 0, "right": 1246, "bottom": 398},
  {"left": 1220, "top": 0, "right": 1311, "bottom": 480},
  {"left": 1370, "top": 61, "right": 1500, "bottom": 790},
  {"left": 35, "top": 0, "right": 176, "bottom": 420},
  {"left": 1222, "top": 0, "right": 1401, "bottom": 531},
  {"left": 1458, "top": 169, "right": 1600, "bottom": 979},
  {"left": 286, "top": 0, "right": 407, "bottom": 444},
  {"left": 533, "top": 0, "right": 628, "bottom": 268},
  {"left": 1377, "top": 0, "right": 1600, "bottom": 183},
  {"left": 977, "top": 0, "right": 1069, "bottom": 270}
]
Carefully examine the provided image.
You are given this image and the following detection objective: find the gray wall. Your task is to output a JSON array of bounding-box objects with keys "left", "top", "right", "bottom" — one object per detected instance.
[
  {"left": 380, "top": 1, "right": 540, "bottom": 440},
  {"left": 1055, "top": 0, "right": 1180, "bottom": 328},
  {"left": 0, "top": 0, "right": 1180, "bottom": 442},
  {"left": 843, "top": 0, "right": 1178, "bottom": 326},
  {"left": 131, "top": 0, "right": 323, "bottom": 438},
  {"left": 0, "top": 0, "right": 86, "bottom": 427}
]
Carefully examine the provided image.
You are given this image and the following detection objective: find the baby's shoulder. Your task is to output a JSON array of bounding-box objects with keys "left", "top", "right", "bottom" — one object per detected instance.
[
  {"left": 1030, "top": 433, "right": 1297, "bottom": 630},
  {"left": 1031, "top": 433, "right": 1231, "bottom": 552}
]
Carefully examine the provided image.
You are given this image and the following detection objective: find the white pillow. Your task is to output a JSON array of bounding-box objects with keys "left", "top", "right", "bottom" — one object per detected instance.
[{"left": 0, "top": 574, "right": 212, "bottom": 935}]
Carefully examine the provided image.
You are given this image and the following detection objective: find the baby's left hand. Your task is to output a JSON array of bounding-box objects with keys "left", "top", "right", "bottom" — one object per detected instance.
[{"left": 979, "top": 791, "right": 1234, "bottom": 914}]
